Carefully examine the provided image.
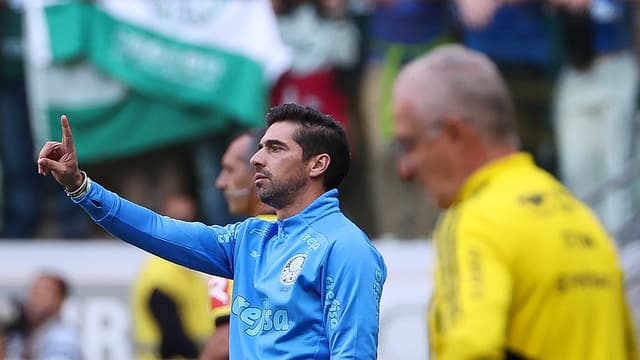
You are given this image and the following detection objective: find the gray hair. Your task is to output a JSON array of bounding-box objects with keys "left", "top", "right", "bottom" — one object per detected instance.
[{"left": 396, "top": 45, "right": 519, "bottom": 146}]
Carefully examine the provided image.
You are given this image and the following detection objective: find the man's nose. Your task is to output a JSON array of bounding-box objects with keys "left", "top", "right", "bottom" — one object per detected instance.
[
  {"left": 396, "top": 154, "right": 416, "bottom": 182},
  {"left": 249, "top": 149, "right": 263, "bottom": 168},
  {"left": 215, "top": 174, "right": 225, "bottom": 189}
]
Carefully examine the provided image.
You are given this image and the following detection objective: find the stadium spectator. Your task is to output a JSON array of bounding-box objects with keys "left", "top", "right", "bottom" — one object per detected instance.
[
  {"left": 392, "top": 44, "right": 638, "bottom": 359},
  {"left": 552, "top": 0, "right": 638, "bottom": 234},
  {"left": 4, "top": 272, "right": 82, "bottom": 359},
  {"left": 0, "top": 0, "right": 90, "bottom": 238},
  {"left": 37, "top": 103, "right": 387, "bottom": 359},
  {"left": 358, "top": 0, "right": 454, "bottom": 238},
  {"left": 200, "top": 130, "right": 276, "bottom": 360},
  {"left": 0, "top": 1, "right": 37, "bottom": 237},
  {"left": 456, "top": 0, "right": 558, "bottom": 176},
  {"left": 131, "top": 194, "right": 213, "bottom": 360},
  {"left": 270, "top": 0, "right": 359, "bottom": 131}
]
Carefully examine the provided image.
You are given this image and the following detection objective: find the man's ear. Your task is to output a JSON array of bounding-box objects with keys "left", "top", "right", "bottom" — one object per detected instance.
[
  {"left": 441, "top": 116, "right": 463, "bottom": 141},
  {"left": 442, "top": 116, "right": 486, "bottom": 157},
  {"left": 442, "top": 115, "right": 476, "bottom": 145},
  {"left": 309, "top": 153, "right": 331, "bottom": 179}
]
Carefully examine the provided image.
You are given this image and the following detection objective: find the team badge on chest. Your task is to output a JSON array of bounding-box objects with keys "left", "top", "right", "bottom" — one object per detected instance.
[{"left": 280, "top": 254, "right": 307, "bottom": 285}]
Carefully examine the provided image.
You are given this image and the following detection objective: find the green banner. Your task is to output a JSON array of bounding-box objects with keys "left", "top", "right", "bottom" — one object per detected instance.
[
  {"left": 48, "top": 93, "right": 233, "bottom": 163},
  {"left": 44, "top": 2, "right": 268, "bottom": 164}
]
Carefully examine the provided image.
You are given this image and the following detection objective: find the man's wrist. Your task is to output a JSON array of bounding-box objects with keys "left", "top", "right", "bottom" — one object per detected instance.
[
  {"left": 65, "top": 171, "right": 85, "bottom": 192},
  {"left": 65, "top": 171, "right": 90, "bottom": 199}
]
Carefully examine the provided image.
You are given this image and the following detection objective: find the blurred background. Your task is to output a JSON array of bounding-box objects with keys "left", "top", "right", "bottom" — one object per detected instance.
[{"left": 1, "top": 0, "right": 640, "bottom": 359}]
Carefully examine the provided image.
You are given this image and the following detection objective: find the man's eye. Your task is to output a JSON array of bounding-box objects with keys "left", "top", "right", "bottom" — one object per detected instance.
[{"left": 393, "top": 139, "right": 415, "bottom": 154}]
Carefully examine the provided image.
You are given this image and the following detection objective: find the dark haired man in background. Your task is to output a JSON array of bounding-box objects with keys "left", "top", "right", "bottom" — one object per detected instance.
[{"left": 201, "top": 129, "right": 276, "bottom": 360}]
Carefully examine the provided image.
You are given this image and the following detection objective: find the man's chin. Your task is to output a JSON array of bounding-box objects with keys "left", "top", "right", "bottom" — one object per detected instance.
[{"left": 432, "top": 194, "right": 453, "bottom": 209}]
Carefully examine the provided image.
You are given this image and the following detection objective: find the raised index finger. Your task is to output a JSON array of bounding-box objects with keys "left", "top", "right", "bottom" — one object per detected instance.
[{"left": 60, "top": 115, "right": 75, "bottom": 153}]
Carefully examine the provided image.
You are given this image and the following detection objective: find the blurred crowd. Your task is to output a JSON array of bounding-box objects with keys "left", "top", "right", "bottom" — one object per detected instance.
[
  {"left": 1, "top": 0, "right": 639, "bottom": 241},
  {"left": 2, "top": 1, "right": 640, "bottom": 359}
]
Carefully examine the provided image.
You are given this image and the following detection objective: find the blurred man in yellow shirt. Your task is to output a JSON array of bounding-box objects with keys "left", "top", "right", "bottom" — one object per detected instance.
[{"left": 392, "top": 44, "right": 638, "bottom": 360}]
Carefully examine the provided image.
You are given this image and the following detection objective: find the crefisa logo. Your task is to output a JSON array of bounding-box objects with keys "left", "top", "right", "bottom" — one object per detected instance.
[{"left": 280, "top": 254, "right": 307, "bottom": 285}]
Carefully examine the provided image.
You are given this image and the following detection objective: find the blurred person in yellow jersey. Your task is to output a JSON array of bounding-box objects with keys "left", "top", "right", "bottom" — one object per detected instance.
[
  {"left": 392, "top": 44, "right": 638, "bottom": 360},
  {"left": 132, "top": 194, "right": 212, "bottom": 360},
  {"left": 200, "top": 129, "right": 276, "bottom": 360}
]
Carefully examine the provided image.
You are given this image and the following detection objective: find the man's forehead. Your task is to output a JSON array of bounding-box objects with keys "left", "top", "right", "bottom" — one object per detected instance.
[
  {"left": 33, "top": 275, "right": 59, "bottom": 291},
  {"left": 230, "top": 135, "right": 253, "bottom": 152},
  {"left": 261, "top": 121, "right": 298, "bottom": 144},
  {"left": 218, "top": 137, "right": 249, "bottom": 167},
  {"left": 393, "top": 98, "right": 423, "bottom": 133}
]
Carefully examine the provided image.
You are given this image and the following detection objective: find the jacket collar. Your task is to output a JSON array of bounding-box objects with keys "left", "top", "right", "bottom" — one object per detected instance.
[{"left": 279, "top": 189, "right": 340, "bottom": 229}]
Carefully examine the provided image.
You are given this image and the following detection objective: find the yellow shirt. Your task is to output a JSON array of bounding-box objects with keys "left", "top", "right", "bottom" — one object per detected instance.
[
  {"left": 429, "top": 153, "right": 638, "bottom": 360},
  {"left": 132, "top": 257, "right": 213, "bottom": 360}
]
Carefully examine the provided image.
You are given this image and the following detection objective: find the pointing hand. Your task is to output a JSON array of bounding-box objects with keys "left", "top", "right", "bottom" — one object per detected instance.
[{"left": 37, "top": 115, "right": 84, "bottom": 191}]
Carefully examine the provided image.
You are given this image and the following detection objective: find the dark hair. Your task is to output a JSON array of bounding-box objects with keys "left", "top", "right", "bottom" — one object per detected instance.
[
  {"left": 40, "top": 272, "right": 70, "bottom": 299},
  {"left": 265, "top": 104, "right": 350, "bottom": 190},
  {"left": 229, "top": 128, "right": 265, "bottom": 163}
]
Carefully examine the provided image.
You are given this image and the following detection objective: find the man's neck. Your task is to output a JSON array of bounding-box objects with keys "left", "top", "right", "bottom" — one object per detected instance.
[
  {"left": 28, "top": 312, "right": 58, "bottom": 334},
  {"left": 275, "top": 187, "right": 326, "bottom": 220},
  {"left": 251, "top": 204, "right": 275, "bottom": 217}
]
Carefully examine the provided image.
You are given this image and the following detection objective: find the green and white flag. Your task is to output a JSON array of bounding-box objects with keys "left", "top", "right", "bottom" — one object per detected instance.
[{"left": 25, "top": 0, "right": 291, "bottom": 163}]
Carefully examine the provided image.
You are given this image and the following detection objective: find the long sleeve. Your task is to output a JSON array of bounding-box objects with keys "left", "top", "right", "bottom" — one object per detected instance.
[
  {"left": 321, "top": 233, "right": 387, "bottom": 359},
  {"left": 73, "top": 180, "right": 237, "bottom": 278},
  {"left": 429, "top": 210, "right": 512, "bottom": 360},
  {"left": 437, "top": 235, "right": 511, "bottom": 359}
]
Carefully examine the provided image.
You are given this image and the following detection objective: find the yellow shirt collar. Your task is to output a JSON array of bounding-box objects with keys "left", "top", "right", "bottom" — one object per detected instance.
[
  {"left": 257, "top": 214, "right": 277, "bottom": 221},
  {"left": 456, "top": 152, "right": 534, "bottom": 202}
]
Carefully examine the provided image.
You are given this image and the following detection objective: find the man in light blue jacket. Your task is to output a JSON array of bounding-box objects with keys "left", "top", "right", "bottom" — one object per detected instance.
[{"left": 37, "top": 103, "right": 387, "bottom": 359}]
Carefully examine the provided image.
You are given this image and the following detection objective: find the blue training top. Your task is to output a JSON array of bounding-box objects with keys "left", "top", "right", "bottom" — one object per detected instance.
[{"left": 74, "top": 181, "right": 387, "bottom": 359}]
